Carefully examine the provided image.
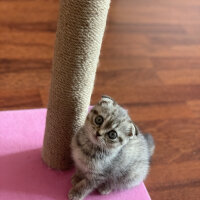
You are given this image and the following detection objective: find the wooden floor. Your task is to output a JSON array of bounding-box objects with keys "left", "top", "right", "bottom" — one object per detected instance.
[{"left": 1, "top": 0, "right": 200, "bottom": 199}]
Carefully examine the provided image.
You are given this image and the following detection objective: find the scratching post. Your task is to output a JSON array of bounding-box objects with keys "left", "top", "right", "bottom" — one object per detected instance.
[{"left": 42, "top": 0, "right": 111, "bottom": 170}]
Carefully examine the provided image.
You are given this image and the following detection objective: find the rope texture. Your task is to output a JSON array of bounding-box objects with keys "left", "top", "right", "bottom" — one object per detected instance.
[{"left": 42, "top": 0, "right": 111, "bottom": 170}]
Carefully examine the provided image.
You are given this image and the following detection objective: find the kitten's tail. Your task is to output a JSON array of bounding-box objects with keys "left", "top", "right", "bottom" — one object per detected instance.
[{"left": 144, "top": 133, "right": 155, "bottom": 157}]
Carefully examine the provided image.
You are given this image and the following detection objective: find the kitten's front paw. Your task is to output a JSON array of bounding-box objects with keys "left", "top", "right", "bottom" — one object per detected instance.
[
  {"left": 71, "top": 174, "right": 83, "bottom": 186},
  {"left": 68, "top": 188, "right": 84, "bottom": 200},
  {"left": 98, "top": 184, "right": 112, "bottom": 195}
]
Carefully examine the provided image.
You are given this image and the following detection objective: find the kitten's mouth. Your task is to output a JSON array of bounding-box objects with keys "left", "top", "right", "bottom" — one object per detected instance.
[
  {"left": 94, "top": 135, "right": 99, "bottom": 141},
  {"left": 89, "top": 127, "right": 101, "bottom": 144},
  {"left": 92, "top": 133, "right": 101, "bottom": 143},
  {"left": 89, "top": 132, "right": 98, "bottom": 142}
]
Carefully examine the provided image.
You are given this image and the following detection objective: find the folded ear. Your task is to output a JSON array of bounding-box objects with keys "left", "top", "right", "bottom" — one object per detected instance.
[
  {"left": 128, "top": 123, "right": 138, "bottom": 139},
  {"left": 99, "top": 95, "right": 116, "bottom": 105},
  {"left": 101, "top": 95, "right": 113, "bottom": 101}
]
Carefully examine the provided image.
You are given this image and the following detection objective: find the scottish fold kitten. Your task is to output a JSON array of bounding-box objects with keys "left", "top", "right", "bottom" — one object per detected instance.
[{"left": 68, "top": 96, "right": 155, "bottom": 200}]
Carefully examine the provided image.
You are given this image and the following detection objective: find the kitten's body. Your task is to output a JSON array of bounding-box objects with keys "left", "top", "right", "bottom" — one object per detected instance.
[{"left": 69, "top": 96, "right": 155, "bottom": 200}]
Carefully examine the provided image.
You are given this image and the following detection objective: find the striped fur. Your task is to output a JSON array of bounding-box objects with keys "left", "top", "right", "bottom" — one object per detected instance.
[{"left": 69, "top": 96, "right": 155, "bottom": 200}]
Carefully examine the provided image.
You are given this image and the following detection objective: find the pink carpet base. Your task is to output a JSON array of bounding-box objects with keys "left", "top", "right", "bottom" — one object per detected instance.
[{"left": 0, "top": 109, "right": 151, "bottom": 200}]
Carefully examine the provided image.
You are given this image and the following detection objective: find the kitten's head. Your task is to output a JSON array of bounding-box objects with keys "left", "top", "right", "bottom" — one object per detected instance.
[{"left": 85, "top": 95, "right": 138, "bottom": 149}]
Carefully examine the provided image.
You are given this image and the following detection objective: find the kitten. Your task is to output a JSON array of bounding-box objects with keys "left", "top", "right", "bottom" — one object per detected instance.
[{"left": 68, "top": 95, "right": 155, "bottom": 200}]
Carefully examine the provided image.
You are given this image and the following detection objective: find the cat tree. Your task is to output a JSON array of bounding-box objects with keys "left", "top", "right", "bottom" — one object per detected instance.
[{"left": 42, "top": 0, "right": 111, "bottom": 170}]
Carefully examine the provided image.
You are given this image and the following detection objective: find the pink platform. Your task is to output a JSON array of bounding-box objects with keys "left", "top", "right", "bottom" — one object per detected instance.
[{"left": 0, "top": 109, "right": 151, "bottom": 200}]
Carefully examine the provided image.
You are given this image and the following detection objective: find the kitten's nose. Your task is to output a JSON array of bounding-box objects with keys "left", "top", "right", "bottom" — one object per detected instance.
[{"left": 96, "top": 131, "right": 101, "bottom": 137}]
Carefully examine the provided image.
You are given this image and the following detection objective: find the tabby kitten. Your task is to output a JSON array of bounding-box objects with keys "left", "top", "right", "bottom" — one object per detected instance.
[{"left": 68, "top": 96, "right": 155, "bottom": 200}]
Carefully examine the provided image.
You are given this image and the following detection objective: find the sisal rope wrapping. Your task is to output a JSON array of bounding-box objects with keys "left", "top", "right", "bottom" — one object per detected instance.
[{"left": 42, "top": 0, "right": 111, "bottom": 170}]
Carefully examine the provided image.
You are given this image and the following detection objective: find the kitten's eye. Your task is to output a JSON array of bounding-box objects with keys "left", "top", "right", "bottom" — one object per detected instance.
[
  {"left": 95, "top": 115, "right": 104, "bottom": 125},
  {"left": 107, "top": 130, "right": 117, "bottom": 139}
]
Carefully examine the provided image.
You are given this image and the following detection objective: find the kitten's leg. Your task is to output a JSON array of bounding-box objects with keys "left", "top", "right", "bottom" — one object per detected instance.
[
  {"left": 115, "top": 176, "right": 142, "bottom": 191},
  {"left": 97, "top": 182, "right": 112, "bottom": 195},
  {"left": 68, "top": 178, "right": 95, "bottom": 200},
  {"left": 71, "top": 170, "right": 84, "bottom": 186}
]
